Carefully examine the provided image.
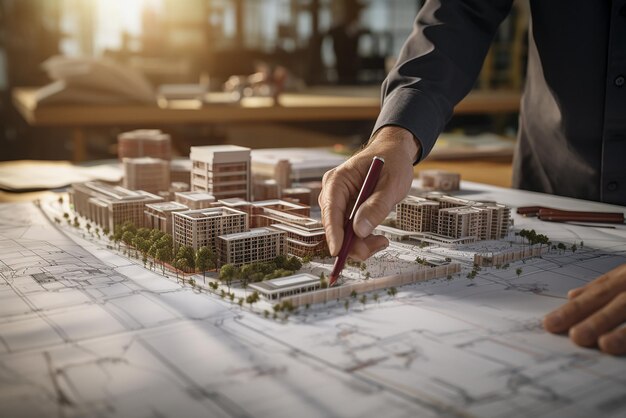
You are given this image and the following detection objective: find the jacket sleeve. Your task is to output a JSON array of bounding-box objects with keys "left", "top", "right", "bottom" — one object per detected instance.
[{"left": 372, "top": 0, "right": 514, "bottom": 162}]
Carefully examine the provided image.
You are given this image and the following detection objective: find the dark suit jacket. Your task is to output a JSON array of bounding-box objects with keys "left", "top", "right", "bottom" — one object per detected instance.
[{"left": 373, "top": 0, "right": 626, "bottom": 206}]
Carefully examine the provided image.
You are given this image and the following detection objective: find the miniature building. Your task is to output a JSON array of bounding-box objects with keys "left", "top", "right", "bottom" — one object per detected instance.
[
  {"left": 297, "top": 181, "right": 323, "bottom": 208},
  {"left": 217, "top": 198, "right": 253, "bottom": 213},
  {"left": 253, "top": 179, "right": 280, "bottom": 201},
  {"left": 396, "top": 197, "right": 440, "bottom": 232},
  {"left": 172, "top": 207, "right": 248, "bottom": 251},
  {"left": 174, "top": 191, "right": 216, "bottom": 210},
  {"left": 269, "top": 223, "right": 327, "bottom": 258},
  {"left": 69, "top": 181, "right": 163, "bottom": 232},
  {"left": 217, "top": 227, "right": 286, "bottom": 267},
  {"left": 123, "top": 157, "right": 170, "bottom": 194},
  {"left": 118, "top": 129, "right": 171, "bottom": 160},
  {"left": 249, "top": 200, "right": 324, "bottom": 257},
  {"left": 437, "top": 206, "right": 482, "bottom": 239},
  {"left": 281, "top": 187, "right": 312, "bottom": 206},
  {"left": 170, "top": 159, "right": 191, "bottom": 184},
  {"left": 190, "top": 145, "right": 251, "bottom": 201},
  {"left": 251, "top": 148, "right": 346, "bottom": 184},
  {"left": 249, "top": 273, "right": 321, "bottom": 300},
  {"left": 396, "top": 195, "right": 511, "bottom": 242},
  {"left": 251, "top": 199, "right": 310, "bottom": 218},
  {"left": 144, "top": 201, "right": 188, "bottom": 235},
  {"left": 274, "top": 159, "right": 292, "bottom": 189},
  {"left": 419, "top": 170, "right": 461, "bottom": 192}
]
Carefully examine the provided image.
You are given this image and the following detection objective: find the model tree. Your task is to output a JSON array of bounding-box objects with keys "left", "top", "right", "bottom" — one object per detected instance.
[
  {"left": 220, "top": 264, "right": 236, "bottom": 292},
  {"left": 195, "top": 246, "right": 215, "bottom": 283}
]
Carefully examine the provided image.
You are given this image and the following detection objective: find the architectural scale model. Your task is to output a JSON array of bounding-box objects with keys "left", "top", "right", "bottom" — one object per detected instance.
[
  {"left": 3, "top": 180, "right": 625, "bottom": 418},
  {"left": 66, "top": 138, "right": 528, "bottom": 309}
]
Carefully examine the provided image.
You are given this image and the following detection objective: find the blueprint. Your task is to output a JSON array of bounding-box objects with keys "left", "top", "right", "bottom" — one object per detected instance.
[{"left": 1, "top": 182, "right": 625, "bottom": 418}]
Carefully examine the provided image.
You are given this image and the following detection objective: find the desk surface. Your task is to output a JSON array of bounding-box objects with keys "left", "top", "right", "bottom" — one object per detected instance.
[
  {"left": 0, "top": 184, "right": 624, "bottom": 417},
  {"left": 13, "top": 87, "right": 521, "bottom": 126}
]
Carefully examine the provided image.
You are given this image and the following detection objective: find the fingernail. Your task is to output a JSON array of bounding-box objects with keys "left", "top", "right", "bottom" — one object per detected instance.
[
  {"left": 353, "top": 218, "right": 374, "bottom": 238},
  {"left": 570, "top": 324, "right": 594, "bottom": 346}
]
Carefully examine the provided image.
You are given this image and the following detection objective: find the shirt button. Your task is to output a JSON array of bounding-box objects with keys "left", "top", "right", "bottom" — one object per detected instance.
[
  {"left": 615, "top": 75, "right": 625, "bottom": 87},
  {"left": 607, "top": 181, "right": 618, "bottom": 191}
]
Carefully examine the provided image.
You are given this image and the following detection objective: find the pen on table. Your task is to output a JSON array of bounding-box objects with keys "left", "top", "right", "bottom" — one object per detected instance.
[{"left": 328, "top": 156, "right": 385, "bottom": 287}]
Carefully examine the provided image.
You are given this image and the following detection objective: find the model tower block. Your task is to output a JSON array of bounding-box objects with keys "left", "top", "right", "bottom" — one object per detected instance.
[
  {"left": 190, "top": 145, "right": 251, "bottom": 201},
  {"left": 123, "top": 157, "right": 170, "bottom": 194},
  {"left": 118, "top": 129, "right": 171, "bottom": 160}
]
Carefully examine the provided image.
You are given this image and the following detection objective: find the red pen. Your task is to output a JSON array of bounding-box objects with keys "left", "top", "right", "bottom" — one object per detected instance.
[{"left": 328, "top": 156, "right": 385, "bottom": 287}]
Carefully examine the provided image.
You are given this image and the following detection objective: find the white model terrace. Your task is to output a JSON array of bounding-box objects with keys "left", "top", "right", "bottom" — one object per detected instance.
[{"left": 249, "top": 273, "right": 321, "bottom": 301}]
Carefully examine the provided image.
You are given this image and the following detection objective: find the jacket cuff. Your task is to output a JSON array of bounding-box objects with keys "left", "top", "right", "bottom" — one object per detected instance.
[{"left": 371, "top": 88, "right": 446, "bottom": 164}]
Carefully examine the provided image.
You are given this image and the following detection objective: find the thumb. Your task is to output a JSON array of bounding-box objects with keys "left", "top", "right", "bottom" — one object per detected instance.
[{"left": 352, "top": 187, "right": 398, "bottom": 238}]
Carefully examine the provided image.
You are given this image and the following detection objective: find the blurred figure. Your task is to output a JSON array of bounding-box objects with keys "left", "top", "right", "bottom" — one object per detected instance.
[{"left": 328, "top": 0, "right": 367, "bottom": 84}]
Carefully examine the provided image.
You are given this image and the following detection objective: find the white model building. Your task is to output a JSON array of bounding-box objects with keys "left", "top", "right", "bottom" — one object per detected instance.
[
  {"left": 396, "top": 195, "right": 511, "bottom": 242},
  {"left": 123, "top": 157, "right": 170, "bottom": 194},
  {"left": 144, "top": 201, "right": 188, "bottom": 235},
  {"left": 249, "top": 273, "right": 322, "bottom": 300},
  {"left": 190, "top": 145, "right": 251, "bottom": 201},
  {"left": 217, "top": 227, "right": 286, "bottom": 267},
  {"left": 118, "top": 129, "right": 171, "bottom": 160},
  {"left": 172, "top": 207, "right": 248, "bottom": 251},
  {"left": 69, "top": 181, "right": 163, "bottom": 231},
  {"left": 175, "top": 191, "right": 216, "bottom": 210},
  {"left": 419, "top": 170, "right": 461, "bottom": 192}
]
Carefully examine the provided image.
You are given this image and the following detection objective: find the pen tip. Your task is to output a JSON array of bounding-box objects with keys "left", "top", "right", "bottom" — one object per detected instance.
[{"left": 328, "top": 274, "right": 338, "bottom": 287}]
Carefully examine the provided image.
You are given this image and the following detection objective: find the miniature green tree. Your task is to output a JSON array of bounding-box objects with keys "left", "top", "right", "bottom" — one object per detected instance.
[
  {"left": 344, "top": 300, "right": 350, "bottom": 311},
  {"left": 220, "top": 264, "right": 237, "bottom": 292},
  {"left": 246, "top": 291, "right": 260, "bottom": 307},
  {"left": 350, "top": 290, "right": 357, "bottom": 299},
  {"left": 195, "top": 246, "right": 215, "bottom": 283},
  {"left": 516, "top": 267, "right": 523, "bottom": 278},
  {"left": 359, "top": 294, "right": 367, "bottom": 308},
  {"left": 387, "top": 287, "right": 397, "bottom": 298}
]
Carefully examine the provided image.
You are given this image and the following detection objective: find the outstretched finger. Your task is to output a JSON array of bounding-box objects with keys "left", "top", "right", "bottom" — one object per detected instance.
[
  {"left": 598, "top": 326, "right": 626, "bottom": 356},
  {"left": 569, "top": 292, "right": 626, "bottom": 347},
  {"left": 319, "top": 170, "right": 351, "bottom": 256}
]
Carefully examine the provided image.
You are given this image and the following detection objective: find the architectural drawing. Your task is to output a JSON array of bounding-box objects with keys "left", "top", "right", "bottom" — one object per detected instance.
[{"left": 1, "top": 181, "right": 625, "bottom": 417}]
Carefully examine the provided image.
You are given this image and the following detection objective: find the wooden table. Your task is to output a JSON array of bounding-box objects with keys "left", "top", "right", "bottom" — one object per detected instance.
[{"left": 12, "top": 87, "right": 521, "bottom": 162}]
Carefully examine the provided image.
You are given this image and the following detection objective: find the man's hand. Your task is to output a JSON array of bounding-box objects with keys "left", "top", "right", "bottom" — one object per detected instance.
[
  {"left": 319, "top": 126, "right": 418, "bottom": 261},
  {"left": 543, "top": 263, "right": 626, "bottom": 355}
]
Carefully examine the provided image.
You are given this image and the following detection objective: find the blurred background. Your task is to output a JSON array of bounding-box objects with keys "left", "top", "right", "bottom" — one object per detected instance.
[{"left": 0, "top": 0, "right": 528, "bottom": 184}]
